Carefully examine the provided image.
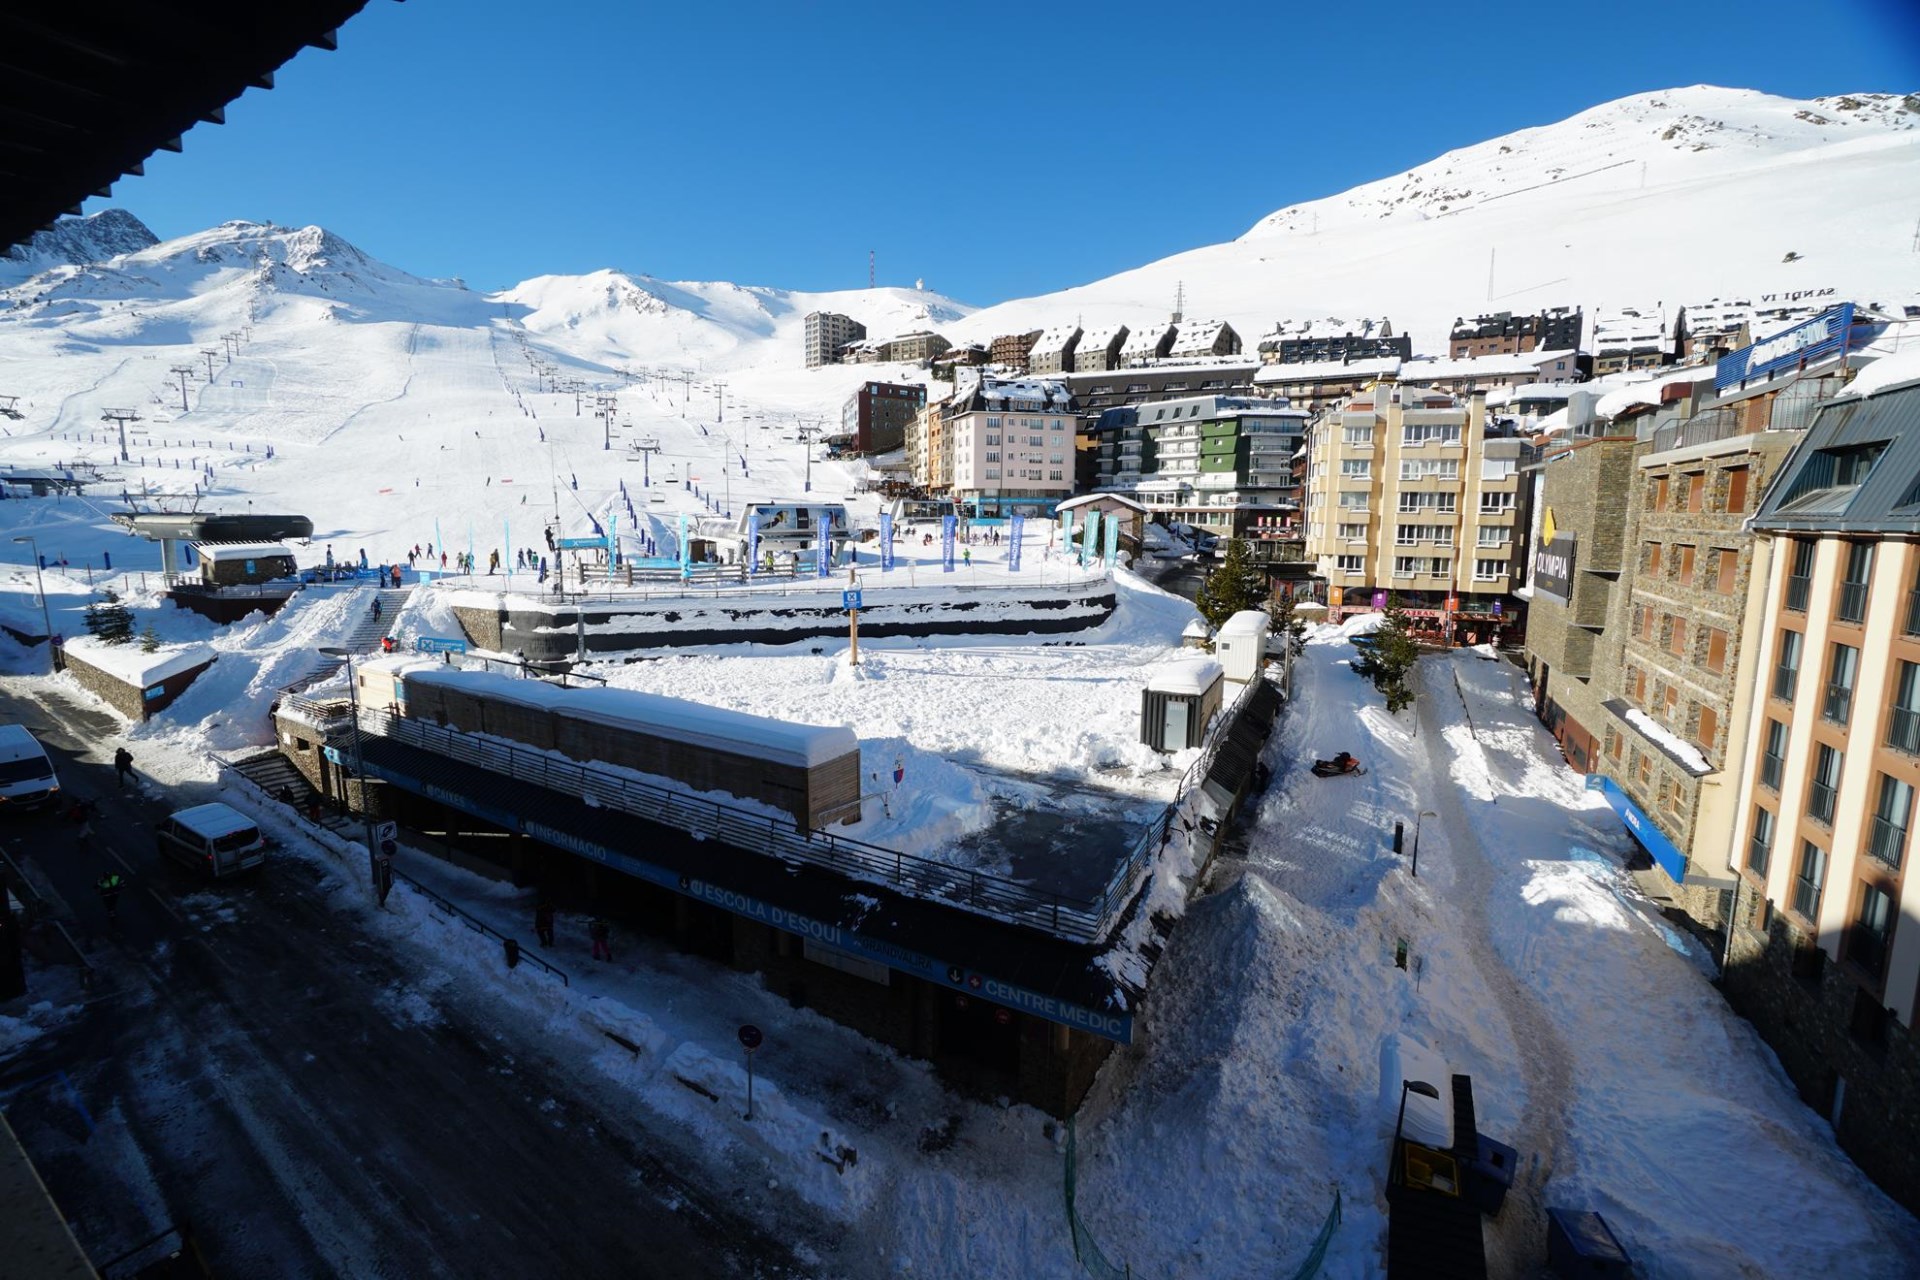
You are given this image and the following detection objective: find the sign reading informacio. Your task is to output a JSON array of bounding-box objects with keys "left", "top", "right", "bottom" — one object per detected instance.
[
  {"left": 1533, "top": 534, "right": 1576, "bottom": 603},
  {"left": 1715, "top": 303, "right": 1855, "bottom": 393}
]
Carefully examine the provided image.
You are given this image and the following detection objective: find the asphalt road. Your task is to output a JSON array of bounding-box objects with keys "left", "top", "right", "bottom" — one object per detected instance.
[{"left": 0, "top": 684, "right": 813, "bottom": 1279}]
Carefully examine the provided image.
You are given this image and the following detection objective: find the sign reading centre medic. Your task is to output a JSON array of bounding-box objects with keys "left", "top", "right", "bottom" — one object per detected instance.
[
  {"left": 1532, "top": 533, "right": 1576, "bottom": 603},
  {"left": 1715, "top": 303, "right": 1854, "bottom": 393}
]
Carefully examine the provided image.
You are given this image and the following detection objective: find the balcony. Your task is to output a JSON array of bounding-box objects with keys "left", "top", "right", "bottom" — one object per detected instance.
[
  {"left": 1792, "top": 876, "right": 1822, "bottom": 921},
  {"left": 1771, "top": 665, "right": 1799, "bottom": 702},
  {"left": 1760, "top": 752, "right": 1785, "bottom": 792},
  {"left": 1808, "top": 781, "right": 1838, "bottom": 826},
  {"left": 1867, "top": 815, "right": 1908, "bottom": 870},
  {"left": 1823, "top": 683, "right": 1854, "bottom": 726},
  {"left": 1838, "top": 582, "right": 1868, "bottom": 625},
  {"left": 1786, "top": 574, "right": 1811, "bottom": 613},
  {"left": 1847, "top": 923, "right": 1890, "bottom": 982},
  {"left": 1888, "top": 706, "right": 1920, "bottom": 755},
  {"left": 1906, "top": 589, "right": 1920, "bottom": 636},
  {"left": 1747, "top": 830, "right": 1772, "bottom": 877},
  {"left": 1647, "top": 407, "right": 1742, "bottom": 455}
]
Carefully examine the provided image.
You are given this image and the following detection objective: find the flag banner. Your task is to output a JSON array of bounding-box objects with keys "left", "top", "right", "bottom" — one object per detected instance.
[
  {"left": 1081, "top": 510, "right": 1100, "bottom": 567},
  {"left": 879, "top": 513, "right": 894, "bottom": 572},
  {"left": 1008, "top": 514, "right": 1025, "bottom": 572},
  {"left": 941, "top": 514, "right": 957, "bottom": 574},
  {"left": 1103, "top": 512, "right": 1120, "bottom": 568},
  {"left": 747, "top": 513, "right": 759, "bottom": 578},
  {"left": 1061, "top": 510, "right": 1076, "bottom": 552},
  {"left": 679, "top": 514, "right": 691, "bottom": 580},
  {"left": 817, "top": 511, "right": 832, "bottom": 577},
  {"left": 503, "top": 518, "right": 511, "bottom": 573}
]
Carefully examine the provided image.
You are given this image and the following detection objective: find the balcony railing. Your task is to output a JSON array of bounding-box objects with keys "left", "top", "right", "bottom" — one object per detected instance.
[
  {"left": 1847, "top": 922, "right": 1890, "bottom": 982},
  {"left": 1760, "top": 753, "right": 1785, "bottom": 792},
  {"left": 1786, "top": 575, "right": 1811, "bottom": 613},
  {"left": 1748, "top": 830, "right": 1772, "bottom": 876},
  {"left": 1888, "top": 705, "right": 1920, "bottom": 755},
  {"left": 1906, "top": 589, "right": 1920, "bottom": 636},
  {"left": 1647, "top": 407, "right": 1743, "bottom": 455},
  {"left": 1867, "top": 815, "right": 1908, "bottom": 869},
  {"left": 1792, "top": 875, "right": 1822, "bottom": 921},
  {"left": 1823, "top": 683, "right": 1854, "bottom": 726},
  {"left": 1808, "top": 782, "right": 1838, "bottom": 826},
  {"left": 1838, "top": 582, "right": 1868, "bottom": 625},
  {"left": 1772, "top": 665, "right": 1799, "bottom": 702}
]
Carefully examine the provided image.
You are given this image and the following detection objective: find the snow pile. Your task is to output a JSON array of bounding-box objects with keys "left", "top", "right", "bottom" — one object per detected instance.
[
  {"left": 1622, "top": 705, "right": 1712, "bottom": 774},
  {"left": 62, "top": 635, "right": 214, "bottom": 685}
]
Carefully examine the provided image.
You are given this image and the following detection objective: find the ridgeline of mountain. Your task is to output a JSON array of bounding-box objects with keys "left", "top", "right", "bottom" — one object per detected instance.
[{"left": 2, "top": 208, "right": 158, "bottom": 276}]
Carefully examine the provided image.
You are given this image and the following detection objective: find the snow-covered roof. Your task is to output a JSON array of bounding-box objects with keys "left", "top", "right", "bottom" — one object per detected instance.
[
  {"left": 1121, "top": 323, "right": 1174, "bottom": 357},
  {"left": 1832, "top": 344, "right": 1920, "bottom": 402},
  {"left": 1146, "top": 657, "right": 1223, "bottom": 696},
  {"left": 1621, "top": 705, "right": 1712, "bottom": 776},
  {"left": 169, "top": 802, "right": 259, "bottom": 840},
  {"left": 195, "top": 541, "right": 295, "bottom": 563},
  {"left": 1405, "top": 351, "right": 1569, "bottom": 381},
  {"left": 1056, "top": 492, "right": 1148, "bottom": 515},
  {"left": 1253, "top": 356, "right": 1401, "bottom": 384},
  {"left": 1181, "top": 617, "right": 1212, "bottom": 638},
  {"left": 1077, "top": 324, "right": 1127, "bottom": 353},
  {"left": 1029, "top": 324, "right": 1080, "bottom": 358},
  {"left": 1508, "top": 383, "right": 1574, "bottom": 401},
  {"left": 64, "top": 636, "right": 215, "bottom": 686},
  {"left": 1218, "top": 610, "right": 1270, "bottom": 637},
  {"left": 404, "top": 667, "right": 857, "bottom": 768},
  {"left": 1593, "top": 310, "right": 1668, "bottom": 348},
  {"left": 1593, "top": 378, "right": 1666, "bottom": 420},
  {"left": 1168, "top": 319, "right": 1233, "bottom": 356}
]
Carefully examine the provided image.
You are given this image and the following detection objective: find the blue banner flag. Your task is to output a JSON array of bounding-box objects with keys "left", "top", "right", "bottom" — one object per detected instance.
[
  {"left": 1060, "top": 510, "right": 1076, "bottom": 558},
  {"left": 1080, "top": 510, "right": 1100, "bottom": 567},
  {"left": 1103, "top": 510, "right": 1120, "bottom": 568},
  {"left": 941, "top": 514, "right": 957, "bottom": 574},
  {"left": 817, "top": 510, "right": 832, "bottom": 577},
  {"left": 747, "top": 513, "right": 760, "bottom": 578},
  {"left": 879, "top": 513, "right": 894, "bottom": 572},
  {"left": 1008, "top": 514, "right": 1024, "bottom": 572},
  {"left": 678, "top": 513, "right": 691, "bottom": 580}
]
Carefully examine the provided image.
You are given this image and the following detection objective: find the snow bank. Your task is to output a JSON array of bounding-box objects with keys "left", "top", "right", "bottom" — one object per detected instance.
[{"left": 63, "top": 635, "right": 213, "bottom": 686}]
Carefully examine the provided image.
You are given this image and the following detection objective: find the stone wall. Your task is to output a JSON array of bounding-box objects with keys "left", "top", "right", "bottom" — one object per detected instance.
[
  {"left": 60, "top": 648, "right": 213, "bottom": 722},
  {"left": 1725, "top": 884, "right": 1920, "bottom": 1214}
]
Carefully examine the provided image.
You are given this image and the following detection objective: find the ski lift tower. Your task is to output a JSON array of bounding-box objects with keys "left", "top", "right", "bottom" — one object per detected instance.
[
  {"left": 797, "top": 423, "right": 821, "bottom": 493},
  {"left": 0, "top": 396, "right": 22, "bottom": 421},
  {"left": 593, "top": 395, "right": 618, "bottom": 451},
  {"left": 634, "top": 439, "right": 661, "bottom": 487},
  {"left": 101, "top": 408, "right": 140, "bottom": 462}
]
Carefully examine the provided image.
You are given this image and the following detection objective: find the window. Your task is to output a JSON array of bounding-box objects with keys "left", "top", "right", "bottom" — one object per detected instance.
[
  {"left": 1837, "top": 542, "right": 1873, "bottom": 624},
  {"left": 1785, "top": 540, "right": 1815, "bottom": 612},
  {"left": 1342, "top": 425, "right": 1373, "bottom": 446},
  {"left": 1394, "top": 556, "right": 1450, "bottom": 577},
  {"left": 1336, "top": 522, "right": 1368, "bottom": 541},
  {"left": 985, "top": 451, "right": 1000, "bottom": 462},
  {"left": 1677, "top": 544, "right": 1696, "bottom": 587},
  {"left": 1477, "top": 526, "right": 1510, "bottom": 547},
  {"left": 1725, "top": 466, "right": 1750, "bottom": 512},
  {"left": 1685, "top": 472, "right": 1705, "bottom": 512},
  {"left": 1401, "top": 422, "right": 1462, "bottom": 446},
  {"left": 1851, "top": 883, "right": 1895, "bottom": 980},
  {"left": 1714, "top": 549, "right": 1738, "bottom": 595},
  {"left": 1478, "top": 492, "right": 1515, "bottom": 514},
  {"left": 1474, "top": 559, "right": 1509, "bottom": 581},
  {"left": 1397, "top": 492, "right": 1456, "bottom": 514},
  {"left": 1645, "top": 542, "right": 1663, "bottom": 575},
  {"left": 1652, "top": 476, "right": 1670, "bottom": 511},
  {"left": 1400, "top": 458, "right": 1459, "bottom": 481},
  {"left": 1339, "top": 491, "right": 1369, "bottom": 510},
  {"left": 1759, "top": 719, "right": 1787, "bottom": 791},
  {"left": 1748, "top": 805, "right": 1775, "bottom": 876},
  {"left": 1481, "top": 457, "right": 1518, "bottom": 481},
  {"left": 1048, "top": 470, "right": 1064, "bottom": 481},
  {"left": 1396, "top": 524, "right": 1451, "bottom": 546},
  {"left": 1824, "top": 644, "right": 1859, "bottom": 725},
  {"left": 1890, "top": 660, "right": 1920, "bottom": 754},
  {"left": 1808, "top": 743, "right": 1843, "bottom": 826},
  {"left": 1792, "top": 840, "right": 1827, "bottom": 921},
  {"left": 1630, "top": 665, "right": 1648, "bottom": 703},
  {"left": 1772, "top": 629, "right": 1803, "bottom": 702},
  {"left": 1868, "top": 775, "right": 1912, "bottom": 870},
  {"left": 1696, "top": 705, "right": 1718, "bottom": 752},
  {"left": 985, "top": 416, "right": 1002, "bottom": 429},
  {"left": 1666, "top": 616, "right": 1688, "bottom": 656},
  {"left": 1335, "top": 554, "right": 1364, "bottom": 574},
  {"left": 1340, "top": 459, "right": 1372, "bottom": 478}
]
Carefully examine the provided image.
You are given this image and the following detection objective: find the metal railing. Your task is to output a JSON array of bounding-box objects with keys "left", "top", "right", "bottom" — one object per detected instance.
[
  {"left": 1648, "top": 407, "right": 1744, "bottom": 455},
  {"left": 1837, "top": 582, "right": 1868, "bottom": 625},
  {"left": 1905, "top": 589, "right": 1920, "bottom": 637},
  {"left": 1785, "top": 575, "right": 1811, "bottom": 613},
  {"left": 387, "top": 863, "right": 570, "bottom": 986},
  {"left": 1759, "top": 751, "right": 1785, "bottom": 793},
  {"left": 1747, "top": 829, "right": 1772, "bottom": 877},
  {"left": 1771, "top": 664, "right": 1799, "bottom": 702},
  {"left": 1822, "top": 683, "right": 1854, "bottom": 726},
  {"left": 356, "top": 711, "right": 1135, "bottom": 944},
  {"left": 1792, "top": 874, "right": 1822, "bottom": 922},
  {"left": 1808, "top": 781, "right": 1838, "bottom": 826},
  {"left": 1888, "top": 706, "right": 1920, "bottom": 756},
  {"left": 1867, "top": 816, "right": 1907, "bottom": 870}
]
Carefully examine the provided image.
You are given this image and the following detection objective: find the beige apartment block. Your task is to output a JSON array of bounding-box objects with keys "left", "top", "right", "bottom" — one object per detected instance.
[{"left": 1304, "top": 380, "right": 1525, "bottom": 641}]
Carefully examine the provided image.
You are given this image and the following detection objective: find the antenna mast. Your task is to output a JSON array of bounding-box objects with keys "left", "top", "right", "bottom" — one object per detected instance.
[{"left": 869, "top": 250, "right": 875, "bottom": 289}]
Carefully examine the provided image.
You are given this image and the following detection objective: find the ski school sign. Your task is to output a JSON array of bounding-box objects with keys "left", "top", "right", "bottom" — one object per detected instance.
[{"left": 1715, "top": 303, "right": 1854, "bottom": 393}]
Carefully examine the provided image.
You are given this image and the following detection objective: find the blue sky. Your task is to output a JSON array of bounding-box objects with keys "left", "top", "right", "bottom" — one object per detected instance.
[{"left": 84, "top": 0, "right": 1920, "bottom": 305}]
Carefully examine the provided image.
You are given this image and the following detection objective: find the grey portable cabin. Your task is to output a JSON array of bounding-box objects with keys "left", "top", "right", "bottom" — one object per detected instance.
[{"left": 1140, "top": 657, "right": 1224, "bottom": 752}]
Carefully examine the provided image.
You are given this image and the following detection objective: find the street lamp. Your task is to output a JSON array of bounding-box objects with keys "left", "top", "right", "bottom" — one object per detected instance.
[
  {"left": 12, "top": 536, "right": 54, "bottom": 672},
  {"left": 1411, "top": 810, "right": 1438, "bottom": 878},
  {"left": 317, "top": 645, "right": 387, "bottom": 903}
]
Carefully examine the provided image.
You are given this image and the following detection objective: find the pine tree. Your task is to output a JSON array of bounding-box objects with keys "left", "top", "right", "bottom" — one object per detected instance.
[
  {"left": 1368, "top": 597, "right": 1421, "bottom": 714},
  {"left": 139, "top": 624, "right": 160, "bottom": 653},
  {"left": 1195, "top": 538, "right": 1269, "bottom": 630},
  {"left": 84, "top": 589, "right": 135, "bottom": 646}
]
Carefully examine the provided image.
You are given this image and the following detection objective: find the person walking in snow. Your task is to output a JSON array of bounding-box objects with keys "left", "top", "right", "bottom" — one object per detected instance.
[
  {"left": 488, "top": 550, "right": 500, "bottom": 575},
  {"left": 589, "top": 917, "right": 611, "bottom": 962},
  {"left": 440, "top": 551, "right": 448, "bottom": 571},
  {"left": 359, "top": 548, "right": 368, "bottom": 570},
  {"left": 112, "top": 746, "right": 135, "bottom": 790},
  {"left": 391, "top": 564, "right": 402, "bottom": 588},
  {"left": 535, "top": 899, "right": 556, "bottom": 948},
  {"left": 407, "top": 549, "right": 417, "bottom": 568}
]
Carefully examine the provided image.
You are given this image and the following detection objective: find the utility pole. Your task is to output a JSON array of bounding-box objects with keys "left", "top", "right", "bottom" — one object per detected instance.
[
  {"left": 168, "top": 366, "right": 194, "bottom": 413},
  {"left": 101, "top": 408, "right": 139, "bottom": 462},
  {"left": 200, "top": 349, "right": 219, "bottom": 383}
]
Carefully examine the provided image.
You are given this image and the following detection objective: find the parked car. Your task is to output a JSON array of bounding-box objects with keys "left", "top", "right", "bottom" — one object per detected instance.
[
  {"left": 157, "top": 802, "right": 266, "bottom": 877},
  {"left": 0, "top": 724, "right": 60, "bottom": 810}
]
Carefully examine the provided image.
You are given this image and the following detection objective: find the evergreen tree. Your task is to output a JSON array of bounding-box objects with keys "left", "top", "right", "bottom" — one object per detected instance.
[
  {"left": 1367, "top": 597, "right": 1421, "bottom": 714},
  {"left": 139, "top": 624, "right": 160, "bottom": 653},
  {"left": 84, "top": 589, "right": 135, "bottom": 646},
  {"left": 1195, "top": 538, "right": 1269, "bottom": 630}
]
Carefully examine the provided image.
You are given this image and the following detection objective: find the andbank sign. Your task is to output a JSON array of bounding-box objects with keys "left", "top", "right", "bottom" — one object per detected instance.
[{"left": 1715, "top": 303, "right": 1854, "bottom": 393}]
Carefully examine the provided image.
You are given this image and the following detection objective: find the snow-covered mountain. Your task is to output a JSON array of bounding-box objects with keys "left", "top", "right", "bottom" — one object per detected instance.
[
  {"left": 953, "top": 86, "right": 1920, "bottom": 349},
  {"left": 1, "top": 208, "right": 159, "bottom": 279}
]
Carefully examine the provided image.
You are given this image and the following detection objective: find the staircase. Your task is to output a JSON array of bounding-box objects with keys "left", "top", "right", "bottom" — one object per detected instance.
[
  {"left": 282, "top": 587, "right": 415, "bottom": 694},
  {"left": 221, "top": 749, "right": 358, "bottom": 838}
]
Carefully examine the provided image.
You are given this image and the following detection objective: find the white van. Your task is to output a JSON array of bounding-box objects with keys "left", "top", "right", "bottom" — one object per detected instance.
[
  {"left": 0, "top": 724, "right": 60, "bottom": 810},
  {"left": 156, "top": 803, "right": 266, "bottom": 878}
]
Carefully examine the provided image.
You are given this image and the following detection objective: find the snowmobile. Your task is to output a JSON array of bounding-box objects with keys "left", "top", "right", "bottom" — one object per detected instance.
[{"left": 1311, "top": 752, "right": 1366, "bottom": 778}]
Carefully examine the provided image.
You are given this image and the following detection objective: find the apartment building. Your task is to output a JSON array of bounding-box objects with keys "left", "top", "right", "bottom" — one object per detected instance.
[
  {"left": 1305, "top": 381, "right": 1527, "bottom": 643},
  {"left": 1448, "top": 307, "right": 1583, "bottom": 358},
  {"left": 840, "top": 381, "right": 927, "bottom": 454},
  {"left": 1074, "top": 324, "right": 1129, "bottom": 373},
  {"left": 883, "top": 331, "right": 951, "bottom": 365},
  {"left": 945, "top": 376, "right": 1075, "bottom": 515},
  {"left": 1255, "top": 317, "right": 1407, "bottom": 365},
  {"left": 1120, "top": 322, "right": 1175, "bottom": 364},
  {"left": 1721, "top": 371, "right": 1920, "bottom": 1215},
  {"left": 1028, "top": 324, "right": 1081, "bottom": 375},
  {"left": 1167, "top": 319, "right": 1241, "bottom": 360},
  {"left": 1090, "top": 395, "right": 1306, "bottom": 556},
  {"left": 989, "top": 330, "right": 1040, "bottom": 372},
  {"left": 1251, "top": 357, "right": 1405, "bottom": 417},
  {"left": 1068, "top": 361, "right": 1262, "bottom": 420},
  {"left": 804, "top": 311, "right": 866, "bottom": 369},
  {"left": 1592, "top": 308, "right": 1672, "bottom": 375},
  {"left": 907, "top": 392, "right": 956, "bottom": 492}
]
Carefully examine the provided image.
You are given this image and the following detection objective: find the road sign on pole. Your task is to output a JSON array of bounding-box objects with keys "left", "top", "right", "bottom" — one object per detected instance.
[{"left": 738, "top": 1024, "right": 763, "bottom": 1120}]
